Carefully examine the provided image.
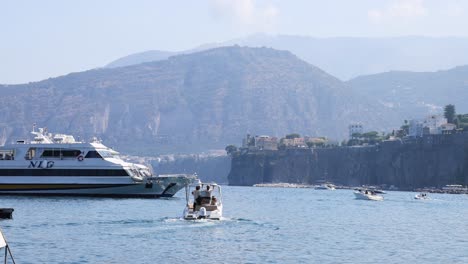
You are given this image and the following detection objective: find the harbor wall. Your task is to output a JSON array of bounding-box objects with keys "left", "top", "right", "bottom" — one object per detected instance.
[{"left": 228, "top": 133, "right": 468, "bottom": 190}]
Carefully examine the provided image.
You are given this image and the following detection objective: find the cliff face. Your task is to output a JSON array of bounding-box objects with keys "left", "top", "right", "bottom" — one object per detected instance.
[{"left": 228, "top": 133, "right": 468, "bottom": 189}]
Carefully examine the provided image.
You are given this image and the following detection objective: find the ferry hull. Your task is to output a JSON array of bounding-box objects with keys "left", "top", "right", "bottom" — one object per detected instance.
[{"left": 0, "top": 176, "right": 192, "bottom": 198}]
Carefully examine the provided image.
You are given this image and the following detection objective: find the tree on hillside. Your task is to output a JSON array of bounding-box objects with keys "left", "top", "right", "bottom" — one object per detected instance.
[
  {"left": 455, "top": 114, "right": 468, "bottom": 129},
  {"left": 400, "top": 120, "right": 409, "bottom": 136},
  {"left": 285, "top": 133, "right": 301, "bottom": 139},
  {"left": 225, "top": 145, "right": 238, "bottom": 155},
  {"left": 444, "top": 104, "right": 456, "bottom": 123}
]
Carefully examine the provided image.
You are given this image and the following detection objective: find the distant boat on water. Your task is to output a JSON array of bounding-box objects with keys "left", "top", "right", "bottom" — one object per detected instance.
[
  {"left": 354, "top": 189, "right": 384, "bottom": 201},
  {"left": 315, "top": 183, "right": 336, "bottom": 190},
  {"left": 414, "top": 193, "right": 429, "bottom": 200}
]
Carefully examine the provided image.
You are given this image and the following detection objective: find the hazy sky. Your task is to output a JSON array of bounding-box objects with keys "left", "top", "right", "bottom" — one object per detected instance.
[{"left": 1, "top": 0, "right": 468, "bottom": 84}]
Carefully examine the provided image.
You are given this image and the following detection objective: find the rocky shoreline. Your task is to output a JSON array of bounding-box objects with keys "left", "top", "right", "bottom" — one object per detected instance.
[
  {"left": 252, "top": 182, "right": 468, "bottom": 194},
  {"left": 228, "top": 133, "right": 468, "bottom": 191}
]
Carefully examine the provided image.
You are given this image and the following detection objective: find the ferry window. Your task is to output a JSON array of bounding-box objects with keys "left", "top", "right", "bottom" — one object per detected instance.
[
  {"left": 85, "top": 151, "right": 102, "bottom": 158},
  {"left": 24, "top": 148, "right": 36, "bottom": 160},
  {"left": 61, "top": 149, "right": 81, "bottom": 157},
  {"left": 0, "top": 150, "right": 15, "bottom": 160},
  {"left": 41, "top": 149, "right": 60, "bottom": 158}
]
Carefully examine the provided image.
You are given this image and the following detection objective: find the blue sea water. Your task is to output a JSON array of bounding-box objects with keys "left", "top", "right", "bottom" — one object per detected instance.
[{"left": 1, "top": 187, "right": 467, "bottom": 264}]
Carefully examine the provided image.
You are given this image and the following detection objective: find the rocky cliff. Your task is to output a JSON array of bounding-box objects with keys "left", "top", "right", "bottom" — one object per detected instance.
[{"left": 228, "top": 133, "right": 468, "bottom": 190}]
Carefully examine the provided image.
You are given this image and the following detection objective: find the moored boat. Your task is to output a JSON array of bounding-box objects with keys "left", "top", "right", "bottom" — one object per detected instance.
[
  {"left": 0, "top": 126, "right": 197, "bottom": 197},
  {"left": 0, "top": 208, "right": 14, "bottom": 219}
]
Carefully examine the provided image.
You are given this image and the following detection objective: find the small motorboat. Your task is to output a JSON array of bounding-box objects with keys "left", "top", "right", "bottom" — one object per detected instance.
[
  {"left": 0, "top": 208, "right": 14, "bottom": 219},
  {"left": 414, "top": 193, "right": 429, "bottom": 200},
  {"left": 354, "top": 189, "right": 384, "bottom": 201},
  {"left": 183, "top": 182, "right": 223, "bottom": 220},
  {"left": 315, "top": 183, "right": 336, "bottom": 190}
]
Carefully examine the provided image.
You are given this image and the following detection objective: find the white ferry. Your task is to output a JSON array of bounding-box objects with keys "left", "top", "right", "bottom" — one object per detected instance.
[{"left": 0, "top": 127, "right": 196, "bottom": 197}]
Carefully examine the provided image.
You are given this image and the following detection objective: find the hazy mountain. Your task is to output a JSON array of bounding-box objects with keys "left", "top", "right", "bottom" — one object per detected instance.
[
  {"left": 347, "top": 65, "right": 468, "bottom": 119},
  {"left": 106, "top": 50, "right": 177, "bottom": 68},
  {"left": 0, "top": 46, "right": 396, "bottom": 154},
  {"left": 107, "top": 35, "right": 468, "bottom": 80},
  {"left": 106, "top": 46, "right": 213, "bottom": 68}
]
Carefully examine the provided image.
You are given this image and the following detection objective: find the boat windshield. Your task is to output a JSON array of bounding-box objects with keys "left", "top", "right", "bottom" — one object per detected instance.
[
  {"left": 189, "top": 184, "right": 221, "bottom": 204},
  {"left": 97, "top": 150, "right": 120, "bottom": 159}
]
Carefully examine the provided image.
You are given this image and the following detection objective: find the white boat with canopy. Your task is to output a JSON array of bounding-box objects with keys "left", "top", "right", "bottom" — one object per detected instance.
[
  {"left": 354, "top": 189, "right": 384, "bottom": 201},
  {"left": 414, "top": 193, "right": 429, "bottom": 200},
  {"left": 0, "top": 126, "right": 197, "bottom": 197},
  {"left": 183, "top": 182, "right": 223, "bottom": 220},
  {"left": 315, "top": 183, "right": 336, "bottom": 190}
]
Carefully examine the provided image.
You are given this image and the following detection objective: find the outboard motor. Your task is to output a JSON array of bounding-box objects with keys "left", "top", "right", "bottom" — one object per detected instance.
[{"left": 198, "top": 207, "right": 207, "bottom": 219}]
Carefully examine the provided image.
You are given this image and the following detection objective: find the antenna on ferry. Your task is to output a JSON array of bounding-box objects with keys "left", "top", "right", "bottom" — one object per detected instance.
[{"left": 32, "top": 123, "right": 36, "bottom": 132}]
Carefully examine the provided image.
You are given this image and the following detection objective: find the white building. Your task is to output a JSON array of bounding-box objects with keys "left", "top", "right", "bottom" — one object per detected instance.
[
  {"left": 424, "top": 115, "right": 447, "bottom": 134},
  {"left": 409, "top": 115, "right": 450, "bottom": 137},
  {"left": 348, "top": 124, "right": 363, "bottom": 138},
  {"left": 409, "top": 120, "right": 424, "bottom": 137},
  {"left": 440, "top": 123, "right": 456, "bottom": 134},
  {"left": 255, "top": 136, "right": 278, "bottom": 150},
  {"left": 242, "top": 134, "right": 278, "bottom": 150},
  {"left": 281, "top": 137, "right": 306, "bottom": 148}
]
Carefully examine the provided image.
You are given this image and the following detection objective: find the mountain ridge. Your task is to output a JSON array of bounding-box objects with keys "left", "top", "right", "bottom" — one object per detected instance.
[
  {"left": 106, "top": 35, "right": 468, "bottom": 80},
  {"left": 347, "top": 64, "right": 468, "bottom": 117},
  {"left": 0, "top": 46, "right": 396, "bottom": 154}
]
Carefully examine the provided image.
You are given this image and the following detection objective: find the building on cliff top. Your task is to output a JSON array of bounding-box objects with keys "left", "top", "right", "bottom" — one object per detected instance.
[
  {"left": 280, "top": 137, "right": 307, "bottom": 148},
  {"left": 409, "top": 115, "right": 455, "bottom": 137},
  {"left": 349, "top": 123, "right": 363, "bottom": 139},
  {"left": 242, "top": 134, "right": 278, "bottom": 150}
]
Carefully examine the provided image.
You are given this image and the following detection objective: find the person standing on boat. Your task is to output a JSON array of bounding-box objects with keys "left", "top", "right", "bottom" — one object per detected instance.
[
  {"left": 204, "top": 185, "right": 212, "bottom": 197},
  {"left": 192, "top": 185, "right": 201, "bottom": 209},
  {"left": 198, "top": 185, "right": 212, "bottom": 204}
]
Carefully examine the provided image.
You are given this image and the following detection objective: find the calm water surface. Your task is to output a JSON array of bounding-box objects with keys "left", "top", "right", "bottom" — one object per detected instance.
[{"left": 1, "top": 187, "right": 467, "bottom": 263}]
